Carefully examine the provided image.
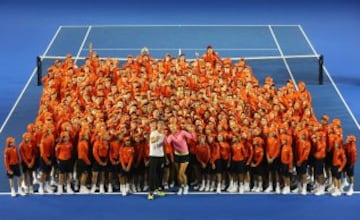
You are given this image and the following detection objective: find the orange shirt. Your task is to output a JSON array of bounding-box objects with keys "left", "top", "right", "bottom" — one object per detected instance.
[
  {"left": 19, "top": 141, "right": 36, "bottom": 166},
  {"left": 188, "top": 138, "right": 197, "bottom": 155},
  {"left": 109, "top": 139, "right": 122, "bottom": 165},
  {"left": 120, "top": 146, "right": 135, "bottom": 168},
  {"left": 56, "top": 141, "right": 73, "bottom": 160},
  {"left": 281, "top": 144, "right": 293, "bottom": 169},
  {"left": 195, "top": 144, "right": 211, "bottom": 165},
  {"left": 244, "top": 140, "right": 254, "bottom": 164},
  {"left": 327, "top": 133, "right": 338, "bottom": 153},
  {"left": 219, "top": 141, "right": 231, "bottom": 160},
  {"left": 93, "top": 140, "right": 109, "bottom": 164},
  {"left": 345, "top": 142, "right": 357, "bottom": 167},
  {"left": 231, "top": 142, "right": 246, "bottom": 162},
  {"left": 134, "top": 141, "right": 145, "bottom": 166},
  {"left": 252, "top": 146, "right": 264, "bottom": 167},
  {"left": 313, "top": 134, "right": 326, "bottom": 160},
  {"left": 266, "top": 136, "right": 280, "bottom": 159},
  {"left": 4, "top": 147, "right": 20, "bottom": 173},
  {"left": 210, "top": 143, "right": 220, "bottom": 163},
  {"left": 332, "top": 147, "right": 347, "bottom": 170},
  {"left": 78, "top": 139, "right": 91, "bottom": 165},
  {"left": 296, "top": 139, "right": 311, "bottom": 165},
  {"left": 40, "top": 133, "right": 55, "bottom": 163}
]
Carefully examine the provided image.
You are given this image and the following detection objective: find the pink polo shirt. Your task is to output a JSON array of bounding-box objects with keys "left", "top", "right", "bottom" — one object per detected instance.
[{"left": 166, "top": 130, "right": 195, "bottom": 154}]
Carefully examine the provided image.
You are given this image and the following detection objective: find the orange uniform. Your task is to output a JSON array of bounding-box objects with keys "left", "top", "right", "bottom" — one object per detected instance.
[
  {"left": 164, "top": 141, "right": 174, "bottom": 162},
  {"left": 332, "top": 146, "right": 347, "bottom": 171},
  {"left": 19, "top": 133, "right": 36, "bottom": 167},
  {"left": 40, "top": 133, "right": 55, "bottom": 164},
  {"left": 78, "top": 139, "right": 91, "bottom": 165},
  {"left": 281, "top": 144, "right": 293, "bottom": 170},
  {"left": 93, "top": 139, "right": 109, "bottom": 164},
  {"left": 252, "top": 145, "right": 264, "bottom": 167},
  {"left": 218, "top": 141, "right": 231, "bottom": 161},
  {"left": 56, "top": 141, "right": 73, "bottom": 161},
  {"left": 4, "top": 138, "right": 20, "bottom": 173},
  {"left": 344, "top": 139, "right": 357, "bottom": 167},
  {"left": 109, "top": 139, "right": 122, "bottom": 165},
  {"left": 120, "top": 146, "right": 135, "bottom": 168},
  {"left": 313, "top": 137, "right": 326, "bottom": 160},
  {"left": 296, "top": 138, "right": 311, "bottom": 165},
  {"left": 195, "top": 143, "right": 211, "bottom": 165},
  {"left": 266, "top": 136, "right": 280, "bottom": 160},
  {"left": 231, "top": 142, "right": 247, "bottom": 162}
]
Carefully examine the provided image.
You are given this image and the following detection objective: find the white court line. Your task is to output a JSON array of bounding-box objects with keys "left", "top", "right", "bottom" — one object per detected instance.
[
  {"left": 82, "top": 48, "right": 278, "bottom": 51},
  {"left": 0, "top": 26, "right": 63, "bottom": 134},
  {"left": 0, "top": 191, "right": 359, "bottom": 196},
  {"left": 74, "top": 25, "right": 92, "bottom": 65},
  {"left": 268, "top": 25, "right": 299, "bottom": 90},
  {"left": 61, "top": 24, "right": 301, "bottom": 28},
  {"left": 297, "top": 25, "right": 360, "bottom": 131},
  {"left": 39, "top": 54, "right": 320, "bottom": 62}
]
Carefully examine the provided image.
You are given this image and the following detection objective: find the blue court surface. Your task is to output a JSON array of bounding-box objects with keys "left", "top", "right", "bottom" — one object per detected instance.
[
  {"left": 0, "top": 25, "right": 359, "bottom": 220},
  {"left": 1, "top": 1, "right": 360, "bottom": 220}
]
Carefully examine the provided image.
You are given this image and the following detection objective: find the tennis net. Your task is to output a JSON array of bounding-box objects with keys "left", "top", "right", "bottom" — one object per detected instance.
[{"left": 36, "top": 52, "right": 324, "bottom": 87}]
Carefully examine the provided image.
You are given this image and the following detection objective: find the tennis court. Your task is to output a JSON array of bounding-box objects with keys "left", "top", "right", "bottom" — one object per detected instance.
[{"left": 0, "top": 25, "right": 359, "bottom": 219}]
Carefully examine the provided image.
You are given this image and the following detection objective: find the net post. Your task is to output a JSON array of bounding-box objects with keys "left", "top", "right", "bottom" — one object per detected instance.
[
  {"left": 37, "top": 56, "right": 42, "bottom": 86},
  {"left": 318, "top": 54, "right": 324, "bottom": 85}
]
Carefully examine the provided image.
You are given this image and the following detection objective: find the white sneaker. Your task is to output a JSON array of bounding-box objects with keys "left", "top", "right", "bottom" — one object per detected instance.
[
  {"left": 79, "top": 185, "right": 90, "bottom": 194},
  {"left": 163, "top": 184, "right": 169, "bottom": 190},
  {"left": 254, "top": 186, "right": 262, "bottom": 193},
  {"left": 228, "top": 184, "right": 238, "bottom": 193},
  {"left": 108, "top": 184, "right": 113, "bottom": 193},
  {"left": 282, "top": 186, "right": 290, "bottom": 195},
  {"left": 90, "top": 185, "right": 97, "bottom": 193},
  {"left": 314, "top": 186, "right": 325, "bottom": 196},
  {"left": 210, "top": 182, "right": 215, "bottom": 192},
  {"left": 57, "top": 186, "right": 63, "bottom": 195},
  {"left": 244, "top": 182, "right": 250, "bottom": 192},
  {"left": 29, "top": 186, "right": 34, "bottom": 194},
  {"left": 221, "top": 180, "right": 226, "bottom": 190},
  {"left": 199, "top": 183, "right": 205, "bottom": 192},
  {"left": 183, "top": 185, "right": 189, "bottom": 195},
  {"left": 11, "top": 188, "right": 16, "bottom": 197},
  {"left": 216, "top": 184, "right": 221, "bottom": 194},
  {"left": 177, "top": 187, "right": 183, "bottom": 195},
  {"left": 170, "top": 182, "right": 175, "bottom": 188},
  {"left": 238, "top": 185, "right": 244, "bottom": 194},
  {"left": 99, "top": 184, "right": 105, "bottom": 194},
  {"left": 143, "top": 185, "right": 149, "bottom": 191},
  {"left": 205, "top": 183, "right": 210, "bottom": 192},
  {"left": 301, "top": 187, "right": 307, "bottom": 195},
  {"left": 275, "top": 185, "right": 281, "bottom": 194},
  {"left": 66, "top": 184, "right": 74, "bottom": 194},
  {"left": 346, "top": 187, "right": 354, "bottom": 196},
  {"left": 264, "top": 186, "right": 273, "bottom": 193},
  {"left": 38, "top": 186, "right": 44, "bottom": 195},
  {"left": 50, "top": 178, "right": 57, "bottom": 186},
  {"left": 136, "top": 185, "right": 142, "bottom": 192},
  {"left": 130, "top": 184, "right": 137, "bottom": 193},
  {"left": 73, "top": 182, "right": 79, "bottom": 192},
  {"left": 331, "top": 188, "right": 341, "bottom": 197},
  {"left": 18, "top": 188, "right": 26, "bottom": 196},
  {"left": 341, "top": 179, "right": 349, "bottom": 190},
  {"left": 45, "top": 184, "right": 54, "bottom": 193},
  {"left": 226, "top": 182, "right": 234, "bottom": 192}
]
